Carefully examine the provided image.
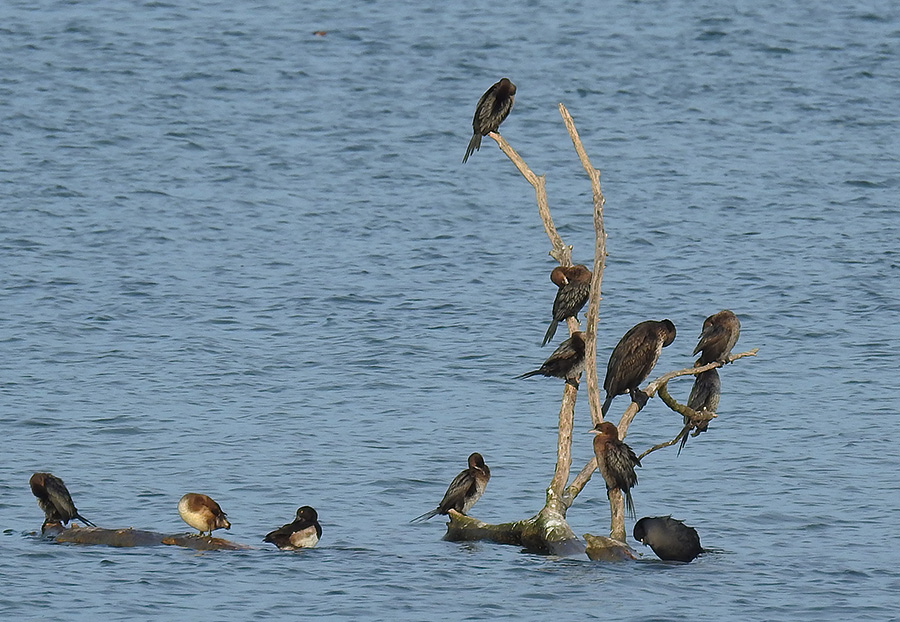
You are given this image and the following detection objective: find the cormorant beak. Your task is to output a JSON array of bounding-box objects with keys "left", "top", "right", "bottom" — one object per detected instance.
[{"left": 588, "top": 429, "right": 600, "bottom": 434}]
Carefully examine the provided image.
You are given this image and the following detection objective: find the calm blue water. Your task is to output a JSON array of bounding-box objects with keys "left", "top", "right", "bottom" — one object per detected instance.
[{"left": 2, "top": 0, "right": 899, "bottom": 620}]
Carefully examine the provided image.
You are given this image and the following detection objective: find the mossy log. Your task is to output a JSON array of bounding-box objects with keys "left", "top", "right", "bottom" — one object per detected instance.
[
  {"left": 49, "top": 525, "right": 250, "bottom": 550},
  {"left": 583, "top": 533, "right": 637, "bottom": 561},
  {"left": 444, "top": 492, "right": 585, "bottom": 557}
]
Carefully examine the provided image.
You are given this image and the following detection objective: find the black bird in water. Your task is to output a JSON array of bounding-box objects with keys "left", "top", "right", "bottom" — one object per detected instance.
[
  {"left": 693, "top": 309, "right": 741, "bottom": 365},
  {"left": 542, "top": 265, "right": 592, "bottom": 347},
  {"left": 462, "top": 78, "right": 516, "bottom": 163},
  {"left": 601, "top": 320, "right": 676, "bottom": 416},
  {"left": 29, "top": 472, "right": 96, "bottom": 533},
  {"left": 633, "top": 516, "right": 704, "bottom": 562},
  {"left": 517, "top": 331, "right": 586, "bottom": 384},
  {"left": 264, "top": 506, "right": 322, "bottom": 550},
  {"left": 590, "top": 422, "right": 641, "bottom": 519},
  {"left": 411, "top": 452, "right": 490, "bottom": 522},
  {"left": 679, "top": 367, "right": 721, "bottom": 455}
]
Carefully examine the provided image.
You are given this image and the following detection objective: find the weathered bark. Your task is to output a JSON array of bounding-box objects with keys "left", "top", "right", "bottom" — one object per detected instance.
[
  {"left": 46, "top": 525, "right": 250, "bottom": 550},
  {"left": 583, "top": 533, "right": 636, "bottom": 561},
  {"left": 445, "top": 493, "right": 584, "bottom": 557}
]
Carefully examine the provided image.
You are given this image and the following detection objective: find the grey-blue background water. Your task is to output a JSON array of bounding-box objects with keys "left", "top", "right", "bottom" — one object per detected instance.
[{"left": 1, "top": 0, "right": 898, "bottom": 620}]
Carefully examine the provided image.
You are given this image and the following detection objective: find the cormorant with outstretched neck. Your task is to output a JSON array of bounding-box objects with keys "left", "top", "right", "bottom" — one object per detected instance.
[
  {"left": 462, "top": 78, "right": 516, "bottom": 163},
  {"left": 29, "top": 472, "right": 96, "bottom": 532},
  {"left": 542, "top": 264, "right": 592, "bottom": 346},
  {"left": 411, "top": 453, "right": 490, "bottom": 522},
  {"left": 693, "top": 310, "right": 740, "bottom": 365},
  {"left": 601, "top": 319, "right": 676, "bottom": 416},
  {"left": 590, "top": 422, "right": 641, "bottom": 519}
]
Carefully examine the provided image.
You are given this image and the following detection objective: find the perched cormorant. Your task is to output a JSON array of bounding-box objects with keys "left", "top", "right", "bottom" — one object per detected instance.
[
  {"left": 633, "top": 516, "right": 704, "bottom": 562},
  {"left": 693, "top": 310, "right": 740, "bottom": 365},
  {"left": 601, "top": 320, "right": 676, "bottom": 416},
  {"left": 678, "top": 368, "right": 721, "bottom": 454},
  {"left": 517, "top": 331, "right": 586, "bottom": 383},
  {"left": 178, "top": 493, "right": 231, "bottom": 536},
  {"left": 411, "top": 452, "right": 490, "bottom": 522},
  {"left": 29, "top": 472, "right": 96, "bottom": 532},
  {"left": 462, "top": 78, "right": 516, "bottom": 163},
  {"left": 590, "top": 422, "right": 641, "bottom": 519},
  {"left": 264, "top": 506, "right": 322, "bottom": 550},
  {"left": 542, "top": 264, "right": 592, "bottom": 347}
]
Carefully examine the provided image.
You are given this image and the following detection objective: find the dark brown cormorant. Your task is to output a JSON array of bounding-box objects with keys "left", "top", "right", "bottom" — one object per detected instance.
[
  {"left": 411, "top": 452, "right": 490, "bottom": 522},
  {"left": 693, "top": 309, "right": 740, "bottom": 365},
  {"left": 517, "top": 331, "right": 586, "bottom": 384},
  {"left": 178, "top": 493, "right": 231, "bottom": 536},
  {"left": 601, "top": 320, "right": 676, "bottom": 416},
  {"left": 462, "top": 78, "right": 516, "bottom": 163},
  {"left": 678, "top": 368, "right": 721, "bottom": 454},
  {"left": 264, "top": 506, "right": 322, "bottom": 550},
  {"left": 29, "top": 472, "right": 96, "bottom": 533},
  {"left": 590, "top": 422, "right": 641, "bottom": 519},
  {"left": 542, "top": 264, "right": 592, "bottom": 347},
  {"left": 633, "top": 516, "right": 704, "bottom": 562}
]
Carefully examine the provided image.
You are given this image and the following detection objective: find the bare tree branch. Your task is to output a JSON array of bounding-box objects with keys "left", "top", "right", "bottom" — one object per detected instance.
[
  {"left": 560, "top": 349, "right": 759, "bottom": 507},
  {"left": 558, "top": 103, "right": 606, "bottom": 427},
  {"left": 488, "top": 132, "right": 570, "bottom": 265}
]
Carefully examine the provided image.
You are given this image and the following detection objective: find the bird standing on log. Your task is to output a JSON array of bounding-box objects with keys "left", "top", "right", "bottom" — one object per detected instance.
[
  {"left": 693, "top": 309, "right": 740, "bottom": 365},
  {"left": 462, "top": 78, "right": 516, "bottom": 163},
  {"left": 29, "top": 472, "right": 96, "bottom": 533},
  {"left": 264, "top": 506, "right": 322, "bottom": 550},
  {"left": 411, "top": 452, "right": 490, "bottom": 522},
  {"left": 517, "top": 331, "right": 586, "bottom": 384},
  {"left": 178, "top": 493, "right": 231, "bottom": 536},
  {"left": 542, "top": 264, "right": 592, "bottom": 347},
  {"left": 601, "top": 319, "right": 676, "bottom": 416},
  {"left": 590, "top": 422, "right": 641, "bottom": 519}
]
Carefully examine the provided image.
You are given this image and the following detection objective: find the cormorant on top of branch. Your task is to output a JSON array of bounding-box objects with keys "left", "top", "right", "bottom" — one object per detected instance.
[
  {"left": 542, "top": 265, "right": 592, "bottom": 347},
  {"left": 178, "top": 493, "right": 231, "bottom": 537},
  {"left": 601, "top": 319, "right": 676, "bottom": 416},
  {"left": 462, "top": 78, "right": 516, "bottom": 163},
  {"left": 693, "top": 309, "right": 740, "bottom": 365},
  {"left": 29, "top": 472, "right": 96, "bottom": 533},
  {"left": 633, "top": 516, "right": 704, "bottom": 562},
  {"left": 411, "top": 452, "right": 490, "bottom": 523},
  {"left": 590, "top": 422, "right": 641, "bottom": 519},
  {"left": 517, "top": 331, "right": 586, "bottom": 384},
  {"left": 679, "top": 367, "right": 721, "bottom": 454},
  {"left": 264, "top": 506, "right": 322, "bottom": 550}
]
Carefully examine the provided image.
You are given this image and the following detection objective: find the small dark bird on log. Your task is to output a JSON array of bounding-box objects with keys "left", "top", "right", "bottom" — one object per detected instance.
[
  {"left": 633, "top": 516, "right": 704, "bottom": 562},
  {"left": 601, "top": 320, "right": 676, "bottom": 416},
  {"left": 542, "top": 264, "right": 592, "bottom": 347},
  {"left": 678, "top": 368, "right": 721, "bottom": 455},
  {"left": 693, "top": 309, "right": 740, "bottom": 365},
  {"left": 178, "top": 493, "right": 231, "bottom": 536},
  {"left": 29, "top": 472, "right": 96, "bottom": 533},
  {"left": 517, "top": 331, "right": 586, "bottom": 384},
  {"left": 411, "top": 452, "right": 490, "bottom": 522},
  {"left": 590, "top": 422, "right": 641, "bottom": 519},
  {"left": 462, "top": 77, "right": 516, "bottom": 163},
  {"left": 264, "top": 506, "right": 322, "bottom": 550}
]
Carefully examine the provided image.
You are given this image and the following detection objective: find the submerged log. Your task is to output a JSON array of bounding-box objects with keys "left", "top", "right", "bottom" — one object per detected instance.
[
  {"left": 49, "top": 525, "right": 250, "bottom": 550},
  {"left": 444, "top": 492, "right": 585, "bottom": 557},
  {"left": 583, "top": 533, "right": 636, "bottom": 561}
]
